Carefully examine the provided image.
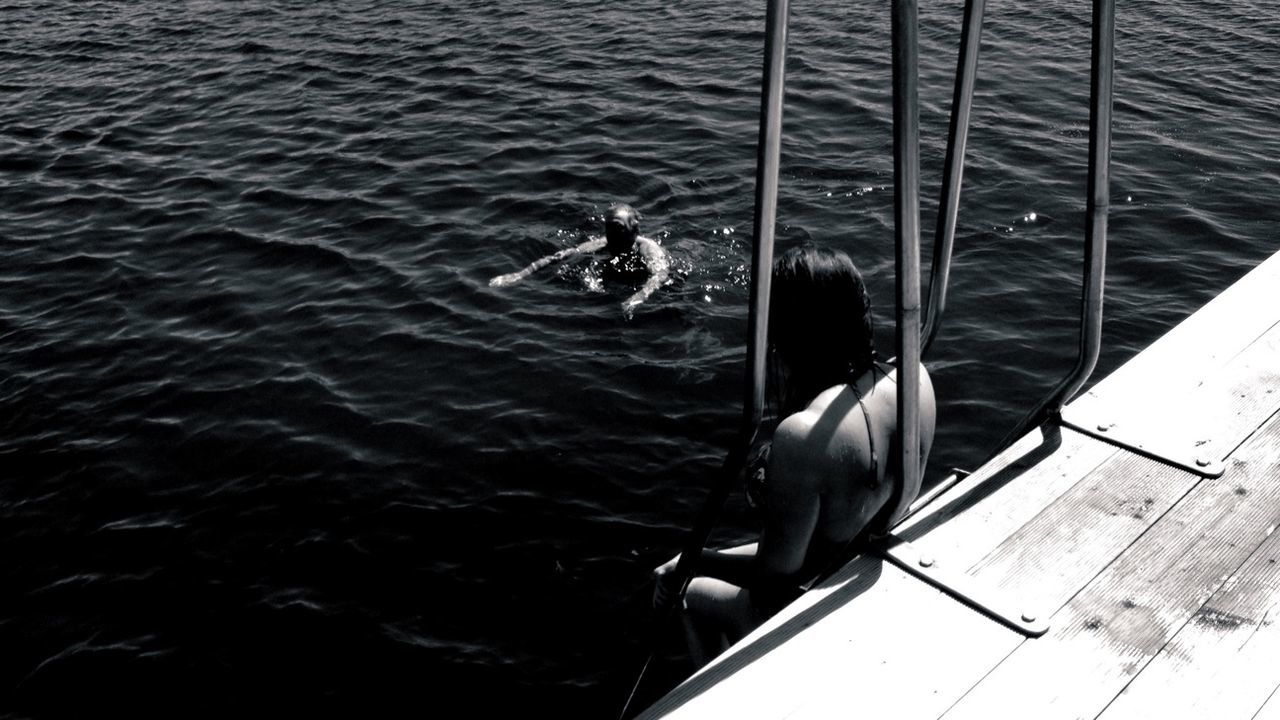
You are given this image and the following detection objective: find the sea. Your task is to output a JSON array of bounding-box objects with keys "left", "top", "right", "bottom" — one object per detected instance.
[{"left": 1, "top": 0, "right": 1277, "bottom": 717}]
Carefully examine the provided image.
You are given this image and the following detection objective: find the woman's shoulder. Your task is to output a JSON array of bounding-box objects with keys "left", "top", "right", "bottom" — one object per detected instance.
[
  {"left": 767, "top": 412, "right": 828, "bottom": 493},
  {"left": 768, "top": 397, "right": 874, "bottom": 498},
  {"left": 775, "top": 387, "right": 873, "bottom": 454}
]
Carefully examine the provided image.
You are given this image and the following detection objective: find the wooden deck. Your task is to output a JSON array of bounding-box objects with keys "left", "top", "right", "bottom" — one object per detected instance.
[{"left": 640, "top": 248, "right": 1280, "bottom": 720}]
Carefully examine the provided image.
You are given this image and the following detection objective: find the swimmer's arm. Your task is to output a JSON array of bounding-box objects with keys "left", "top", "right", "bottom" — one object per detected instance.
[
  {"left": 489, "top": 237, "right": 605, "bottom": 287},
  {"left": 621, "top": 237, "right": 670, "bottom": 317}
]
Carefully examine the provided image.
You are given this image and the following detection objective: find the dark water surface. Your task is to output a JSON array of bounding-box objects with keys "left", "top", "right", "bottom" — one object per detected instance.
[{"left": 2, "top": 0, "right": 1277, "bottom": 716}]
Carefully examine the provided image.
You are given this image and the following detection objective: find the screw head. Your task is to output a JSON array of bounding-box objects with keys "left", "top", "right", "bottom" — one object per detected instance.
[
  {"left": 1021, "top": 613, "right": 1037, "bottom": 623},
  {"left": 1195, "top": 457, "right": 1211, "bottom": 468},
  {"left": 1097, "top": 424, "right": 1110, "bottom": 432},
  {"left": 918, "top": 556, "right": 934, "bottom": 568}
]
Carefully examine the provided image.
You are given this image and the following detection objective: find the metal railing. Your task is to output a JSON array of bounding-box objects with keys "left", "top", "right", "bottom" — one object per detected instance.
[
  {"left": 985, "top": 0, "right": 1115, "bottom": 461},
  {"left": 885, "top": 0, "right": 923, "bottom": 527},
  {"left": 922, "top": 0, "right": 987, "bottom": 356}
]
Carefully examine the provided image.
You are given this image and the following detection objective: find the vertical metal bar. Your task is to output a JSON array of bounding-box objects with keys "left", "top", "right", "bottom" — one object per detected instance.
[
  {"left": 984, "top": 0, "right": 1115, "bottom": 460},
  {"left": 886, "top": 0, "right": 922, "bottom": 527},
  {"left": 616, "top": 1, "right": 790, "bottom": 716},
  {"left": 744, "top": 0, "right": 791, "bottom": 431},
  {"left": 921, "top": 0, "right": 986, "bottom": 355},
  {"left": 1057, "top": 0, "right": 1114, "bottom": 404}
]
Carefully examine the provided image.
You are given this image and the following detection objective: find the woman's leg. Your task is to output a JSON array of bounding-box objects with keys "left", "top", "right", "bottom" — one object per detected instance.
[{"left": 681, "top": 577, "right": 764, "bottom": 668}]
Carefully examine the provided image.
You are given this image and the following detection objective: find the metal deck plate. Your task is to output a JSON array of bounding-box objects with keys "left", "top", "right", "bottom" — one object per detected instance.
[
  {"left": 1059, "top": 409, "right": 1226, "bottom": 478},
  {"left": 873, "top": 535, "right": 1049, "bottom": 638}
]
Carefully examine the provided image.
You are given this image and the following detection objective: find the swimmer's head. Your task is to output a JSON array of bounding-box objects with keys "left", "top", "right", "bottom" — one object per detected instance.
[{"left": 604, "top": 203, "right": 641, "bottom": 253}]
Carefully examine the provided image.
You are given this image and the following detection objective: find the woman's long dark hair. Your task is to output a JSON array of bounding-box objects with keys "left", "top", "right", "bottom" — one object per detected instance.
[{"left": 769, "top": 244, "right": 876, "bottom": 415}]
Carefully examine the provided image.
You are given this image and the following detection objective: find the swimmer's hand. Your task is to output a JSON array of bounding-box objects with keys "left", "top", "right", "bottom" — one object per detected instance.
[
  {"left": 489, "top": 272, "right": 521, "bottom": 288},
  {"left": 621, "top": 296, "right": 643, "bottom": 319},
  {"left": 652, "top": 553, "right": 682, "bottom": 609}
]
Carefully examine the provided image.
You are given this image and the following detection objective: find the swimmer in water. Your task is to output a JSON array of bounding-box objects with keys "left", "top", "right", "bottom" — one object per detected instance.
[{"left": 488, "top": 204, "right": 670, "bottom": 318}]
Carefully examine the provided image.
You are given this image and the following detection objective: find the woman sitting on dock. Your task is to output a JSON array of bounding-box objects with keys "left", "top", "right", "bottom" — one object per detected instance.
[{"left": 654, "top": 243, "right": 936, "bottom": 666}]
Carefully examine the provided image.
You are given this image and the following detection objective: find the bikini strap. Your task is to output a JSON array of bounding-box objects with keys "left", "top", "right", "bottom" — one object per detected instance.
[{"left": 849, "top": 384, "right": 878, "bottom": 481}]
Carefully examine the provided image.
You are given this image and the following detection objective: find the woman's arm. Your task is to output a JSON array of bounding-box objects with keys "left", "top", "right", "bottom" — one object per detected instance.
[
  {"left": 489, "top": 238, "right": 605, "bottom": 287},
  {"left": 652, "top": 543, "right": 759, "bottom": 607},
  {"left": 752, "top": 413, "right": 823, "bottom": 579},
  {"left": 658, "top": 413, "right": 824, "bottom": 591}
]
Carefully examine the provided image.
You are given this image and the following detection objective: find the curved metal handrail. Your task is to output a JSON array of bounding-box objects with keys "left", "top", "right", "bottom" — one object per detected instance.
[
  {"left": 985, "top": 0, "right": 1114, "bottom": 462},
  {"left": 921, "top": 0, "right": 986, "bottom": 356}
]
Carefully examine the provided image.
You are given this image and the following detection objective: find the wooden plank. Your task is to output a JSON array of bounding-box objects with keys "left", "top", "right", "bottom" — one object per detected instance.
[
  {"left": 638, "top": 555, "right": 890, "bottom": 719},
  {"left": 798, "top": 454, "right": 1203, "bottom": 720},
  {"left": 786, "top": 603, "right": 1019, "bottom": 720},
  {"left": 1066, "top": 250, "right": 1280, "bottom": 417},
  {"left": 969, "top": 452, "right": 1202, "bottom": 612},
  {"left": 782, "top": 563, "right": 1022, "bottom": 720},
  {"left": 1255, "top": 688, "right": 1280, "bottom": 720},
  {"left": 1205, "top": 321, "right": 1280, "bottom": 461},
  {"left": 941, "top": 413, "right": 1280, "bottom": 720},
  {"left": 639, "top": 557, "right": 1020, "bottom": 720},
  {"left": 1095, "top": 514, "right": 1280, "bottom": 720},
  {"left": 797, "top": 454, "right": 1202, "bottom": 720},
  {"left": 898, "top": 425, "right": 1120, "bottom": 572},
  {"left": 1062, "top": 316, "right": 1280, "bottom": 476},
  {"left": 1061, "top": 251, "right": 1280, "bottom": 475}
]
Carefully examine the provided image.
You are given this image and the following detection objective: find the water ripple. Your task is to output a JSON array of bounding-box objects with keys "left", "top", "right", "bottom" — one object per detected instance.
[{"left": 1, "top": 0, "right": 1277, "bottom": 716}]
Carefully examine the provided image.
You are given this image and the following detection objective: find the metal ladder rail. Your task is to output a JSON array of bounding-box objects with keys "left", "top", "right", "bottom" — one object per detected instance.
[
  {"left": 984, "top": 0, "right": 1115, "bottom": 463},
  {"left": 885, "top": 0, "right": 924, "bottom": 526},
  {"left": 921, "top": 0, "right": 987, "bottom": 357},
  {"left": 878, "top": 0, "right": 1115, "bottom": 638}
]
